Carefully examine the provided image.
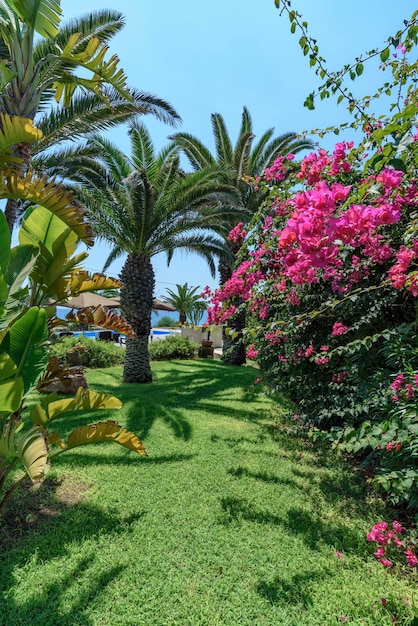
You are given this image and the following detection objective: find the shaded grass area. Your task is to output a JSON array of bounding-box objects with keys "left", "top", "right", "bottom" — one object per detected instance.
[{"left": 1, "top": 360, "right": 417, "bottom": 626}]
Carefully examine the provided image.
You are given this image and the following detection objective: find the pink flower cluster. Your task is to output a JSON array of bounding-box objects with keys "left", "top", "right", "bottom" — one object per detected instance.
[
  {"left": 246, "top": 344, "right": 259, "bottom": 360},
  {"left": 367, "top": 521, "right": 418, "bottom": 568},
  {"left": 227, "top": 222, "right": 247, "bottom": 243},
  {"left": 264, "top": 153, "right": 295, "bottom": 182},
  {"left": 207, "top": 142, "right": 418, "bottom": 329},
  {"left": 390, "top": 372, "right": 418, "bottom": 402},
  {"left": 387, "top": 244, "right": 418, "bottom": 296},
  {"left": 331, "top": 322, "right": 348, "bottom": 337},
  {"left": 206, "top": 259, "right": 264, "bottom": 324}
]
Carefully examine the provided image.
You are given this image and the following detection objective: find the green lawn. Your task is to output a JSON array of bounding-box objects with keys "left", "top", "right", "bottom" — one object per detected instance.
[{"left": 1, "top": 360, "right": 416, "bottom": 626}]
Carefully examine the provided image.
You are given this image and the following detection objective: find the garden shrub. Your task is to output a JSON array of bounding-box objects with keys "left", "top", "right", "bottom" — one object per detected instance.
[
  {"left": 155, "top": 315, "right": 178, "bottom": 328},
  {"left": 206, "top": 5, "right": 418, "bottom": 511},
  {"left": 50, "top": 336, "right": 125, "bottom": 368},
  {"left": 148, "top": 335, "right": 198, "bottom": 361},
  {"left": 208, "top": 136, "right": 418, "bottom": 509}
]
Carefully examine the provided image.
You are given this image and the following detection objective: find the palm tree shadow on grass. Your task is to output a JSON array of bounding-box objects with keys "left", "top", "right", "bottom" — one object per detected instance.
[
  {"left": 2, "top": 555, "right": 125, "bottom": 626},
  {"left": 88, "top": 360, "right": 284, "bottom": 440},
  {"left": 257, "top": 569, "right": 329, "bottom": 609},
  {"left": 219, "top": 496, "right": 366, "bottom": 554},
  {"left": 125, "top": 402, "right": 192, "bottom": 441},
  {"left": 0, "top": 477, "right": 144, "bottom": 625}
]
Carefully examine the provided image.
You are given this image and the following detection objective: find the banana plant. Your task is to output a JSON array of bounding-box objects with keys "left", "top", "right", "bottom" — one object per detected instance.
[{"left": 0, "top": 114, "right": 146, "bottom": 517}]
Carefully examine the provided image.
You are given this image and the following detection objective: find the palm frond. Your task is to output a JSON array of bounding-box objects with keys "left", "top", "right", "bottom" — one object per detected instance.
[
  {"left": 169, "top": 132, "right": 215, "bottom": 171},
  {"left": 237, "top": 106, "right": 252, "bottom": 144},
  {"left": 233, "top": 130, "right": 254, "bottom": 179},
  {"left": 129, "top": 122, "right": 155, "bottom": 171},
  {"left": 257, "top": 132, "right": 313, "bottom": 172},
  {"left": 211, "top": 113, "right": 233, "bottom": 166}
]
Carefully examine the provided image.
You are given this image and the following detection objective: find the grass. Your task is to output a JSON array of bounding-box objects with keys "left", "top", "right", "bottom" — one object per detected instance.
[{"left": 1, "top": 360, "right": 417, "bottom": 626}]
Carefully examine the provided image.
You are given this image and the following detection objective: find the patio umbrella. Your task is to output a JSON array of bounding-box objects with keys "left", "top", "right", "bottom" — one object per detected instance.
[
  {"left": 152, "top": 298, "right": 176, "bottom": 312},
  {"left": 65, "top": 293, "right": 121, "bottom": 309},
  {"left": 63, "top": 294, "right": 175, "bottom": 311}
]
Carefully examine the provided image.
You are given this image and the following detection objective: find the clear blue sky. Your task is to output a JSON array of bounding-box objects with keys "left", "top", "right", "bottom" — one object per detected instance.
[{"left": 61, "top": 0, "right": 417, "bottom": 298}]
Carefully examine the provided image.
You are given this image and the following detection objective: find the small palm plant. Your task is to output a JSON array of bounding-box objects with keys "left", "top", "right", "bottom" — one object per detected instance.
[{"left": 162, "top": 283, "right": 207, "bottom": 325}]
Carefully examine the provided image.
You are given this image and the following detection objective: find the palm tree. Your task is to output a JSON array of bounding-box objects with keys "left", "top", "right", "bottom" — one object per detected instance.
[
  {"left": 0, "top": 2, "right": 180, "bottom": 231},
  {"left": 57, "top": 123, "right": 236, "bottom": 383},
  {"left": 162, "top": 283, "right": 206, "bottom": 324},
  {"left": 171, "top": 106, "right": 313, "bottom": 364}
]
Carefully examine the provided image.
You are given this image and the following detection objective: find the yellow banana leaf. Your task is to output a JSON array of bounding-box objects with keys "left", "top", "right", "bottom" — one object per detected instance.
[
  {"left": 0, "top": 171, "right": 94, "bottom": 245},
  {"left": 46, "top": 432, "right": 66, "bottom": 450},
  {"left": 0, "top": 114, "right": 43, "bottom": 161},
  {"left": 17, "top": 426, "right": 50, "bottom": 481},
  {"left": 31, "top": 388, "right": 122, "bottom": 425},
  {"left": 0, "top": 417, "right": 20, "bottom": 458},
  {"left": 67, "top": 420, "right": 147, "bottom": 456},
  {"left": 54, "top": 34, "right": 131, "bottom": 105},
  {"left": 66, "top": 306, "right": 136, "bottom": 338},
  {"left": 69, "top": 271, "right": 122, "bottom": 294}
]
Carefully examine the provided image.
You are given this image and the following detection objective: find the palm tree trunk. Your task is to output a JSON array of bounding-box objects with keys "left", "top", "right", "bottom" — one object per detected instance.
[{"left": 120, "top": 253, "right": 154, "bottom": 383}]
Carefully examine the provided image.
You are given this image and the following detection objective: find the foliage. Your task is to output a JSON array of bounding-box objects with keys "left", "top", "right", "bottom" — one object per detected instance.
[
  {"left": 0, "top": 114, "right": 145, "bottom": 517},
  {"left": 162, "top": 282, "right": 207, "bottom": 325},
  {"left": 148, "top": 335, "right": 198, "bottom": 361},
  {"left": 49, "top": 336, "right": 125, "bottom": 369},
  {"left": 207, "top": 14, "right": 418, "bottom": 508},
  {"left": 155, "top": 315, "right": 177, "bottom": 328}
]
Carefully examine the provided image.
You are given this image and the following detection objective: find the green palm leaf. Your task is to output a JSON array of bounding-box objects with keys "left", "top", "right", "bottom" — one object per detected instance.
[{"left": 7, "top": 0, "right": 62, "bottom": 39}]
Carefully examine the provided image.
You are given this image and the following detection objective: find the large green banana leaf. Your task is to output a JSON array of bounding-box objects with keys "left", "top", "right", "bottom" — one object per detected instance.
[
  {"left": 6, "top": 0, "right": 61, "bottom": 39},
  {"left": 19, "top": 204, "right": 77, "bottom": 254},
  {"left": 0, "top": 378, "right": 24, "bottom": 413},
  {"left": 5, "top": 244, "right": 38, "bottom": 298},
  {"left": 0, "top": 352, "right": 23, "bottom": 413},
  {"left": 1, "top": 307, "right": 48, "bottom": 393},
  {"left": 0, "top": 211, "right": 10, "bottom": 274}
]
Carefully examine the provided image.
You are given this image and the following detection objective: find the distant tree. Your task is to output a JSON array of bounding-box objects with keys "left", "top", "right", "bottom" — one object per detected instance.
[
  {"left": 162, "top": 283, "right": 207, "bottom": 325},
  {"left": 155, "top": 316, "right": 177, "bottom": 328}
]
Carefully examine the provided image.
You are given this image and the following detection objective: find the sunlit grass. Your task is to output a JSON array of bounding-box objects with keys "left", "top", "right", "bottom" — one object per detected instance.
[{"left": 1, "top": 360, "right": 416, "bottom": 625}]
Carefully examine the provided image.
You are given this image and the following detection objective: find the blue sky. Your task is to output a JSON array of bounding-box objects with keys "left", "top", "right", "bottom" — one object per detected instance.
[{"left": 61, "top": 0, "right": 417, "bottom": 298}]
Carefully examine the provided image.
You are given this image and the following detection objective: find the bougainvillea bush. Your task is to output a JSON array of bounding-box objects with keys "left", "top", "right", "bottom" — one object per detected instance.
[{"left": 207, "top": 122, "right": 418, "bottom": 508}]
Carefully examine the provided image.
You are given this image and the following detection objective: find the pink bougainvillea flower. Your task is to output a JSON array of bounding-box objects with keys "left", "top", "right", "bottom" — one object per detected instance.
[
  {"left": 331, "top": 322, "right": 348, "bottom": 337},
  {"left": 405, "top": 549, "right": 418, "bottom": 568},
  {"left": 335, "top": 550, "right": 343, "bottom": 558}
]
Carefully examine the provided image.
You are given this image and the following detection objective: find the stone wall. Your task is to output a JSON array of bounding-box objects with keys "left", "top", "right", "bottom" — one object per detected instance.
[{"left": 180, "top": 326, "right": 222, "bottom": 348}]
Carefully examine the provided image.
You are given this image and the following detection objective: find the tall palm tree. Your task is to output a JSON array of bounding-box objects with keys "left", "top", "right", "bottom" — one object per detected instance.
[
  {"left": 56, "top": 123, "right": 236, "bottom": 383},
  {"left": 0, "top": 2, "right": 180, "bottom": 231},
  {"left": 162, "top": 283, "right": 206, "bottom": 324},
  {"left": 171, "top": 106, "right": 313, "bottom": 364}
]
